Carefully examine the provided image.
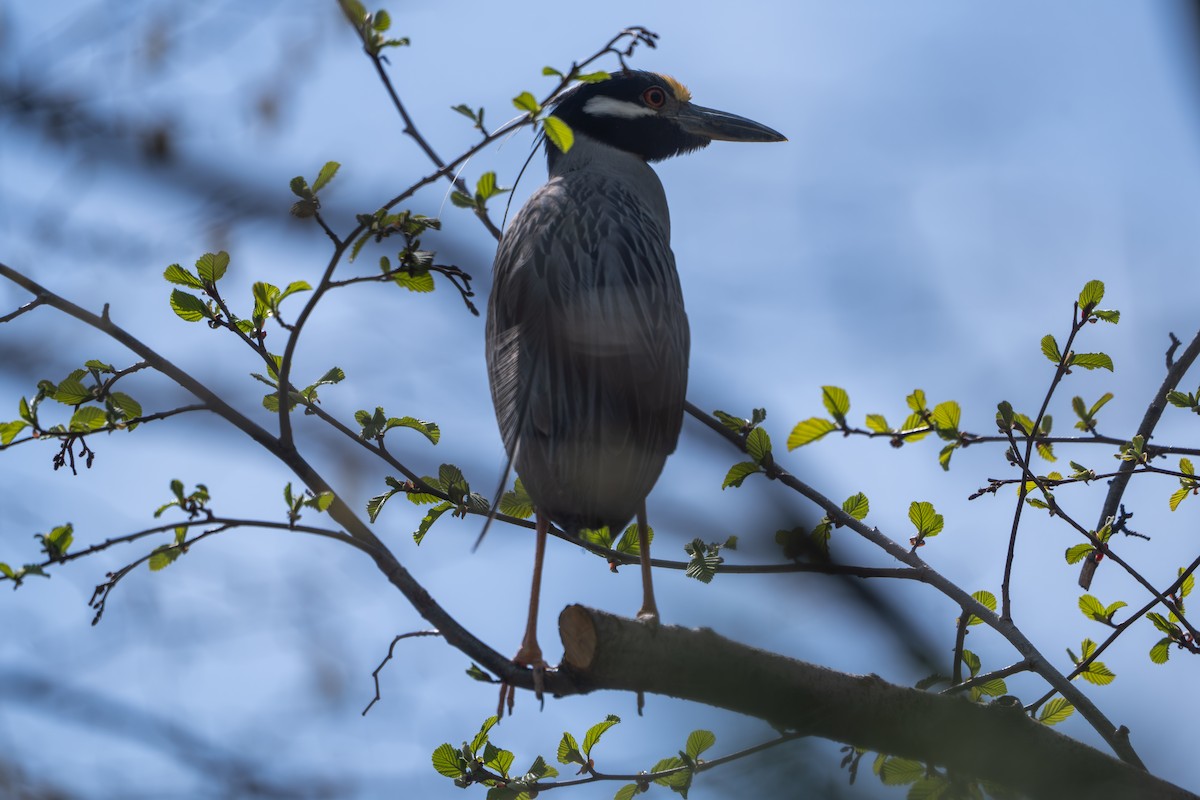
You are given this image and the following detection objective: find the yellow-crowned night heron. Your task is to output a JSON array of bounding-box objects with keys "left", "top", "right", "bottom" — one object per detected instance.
[{"left": 487, "top": 70, "right": 785, "bottom": 706}]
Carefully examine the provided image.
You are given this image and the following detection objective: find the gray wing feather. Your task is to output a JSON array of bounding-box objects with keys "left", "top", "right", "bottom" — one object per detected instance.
[{"left": 486, "top": 174, "right": 689, "bottom": 533}]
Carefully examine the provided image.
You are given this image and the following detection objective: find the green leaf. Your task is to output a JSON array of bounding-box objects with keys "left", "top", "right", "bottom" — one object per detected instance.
[
  {"left": 1150, "top": 639, "right": 1171, "bottom": 664},
  {"left": 995, "top": 400, "right": 1014, "bottom": 431},
  {"left": 557, "top": 732, "right": 584, "bottom": 765},
  {"left": 449, "top": 190, "right": 476, "bottom": 209},
  {"left": 878, "top": 757, "right": 924, "bottom": 786},
  {"left": 483, "top": 743, "right": 514, "bottom": 777},
  {"left": 722, "top": 461, "right": 760, "bottom": 489},
  {"left": 109, "top": 391, "right": 142, "bottom": 422},
  {"left": 865, "top": 413, "right": 889, "bottom": 433},
  {"left": 513, "top": 91, "right": 540, "bottom": 114},
  {"left": 908, "top": 501, "right": 944, "bottom": 538},
  {"left": 394, "top": 268, "right": 436, "bottom": 293},
  {"left": 163, "top": 264, "right": 204, "bottom": 288},
  {"left": 1078, "top": 279, "right": 1105, "bottom": 310},
  {"left": 313, "top": 161, "right": 340, "bottom": 192},
  {"left": 170, "top": 290, "right": 210, "bottom": 322},
  {"left": 745, "top": 427, "right": 771, "bottom": 463},
  {"left": 277, "top": 280, "right": 313, "bottom": 304},
  {"left": 1038, "top": 698, "right": 1075, "bottom": 725},
  {"left": 431, "top": 743, "right": 465, "bottom": 778},
  {"left": 148, "top": 544, "right": 181, "bottom": 571},
  {"left": 366, "top": 487, "right": 398, "bottom": 523},
  {"left": 684, "top": 729, "right": 715, "bottom": 759},
  {"left": 937, "top": 442, "right": 957, "bottom": 471},
  {"left": 576, "top": 70, "right": 611, "bottom": 83},
  {"left": 1041, "top": 334, "right": 1062, "bottom": 364},
  {"left": 786, "top": 417, "right": 835, "bottom": 449},
  {"left": 476, "top": 171, "right": 506, "bottom": 201},
  {"left": 965, "top": 590, "right": 996, "bottom": 627},
  {"left": 195, "top": 251, "right": 229, "bottom": 283},
  {"left": 1169, "top": 487, "right": 1190, "bottom": 512},
  {"left": 899, "top": 412, "right": 931, "bottom": 441},
  {"left": 53, "top": 377, "right": 92, "bottom": 405},
  {"left": 0, "top": 420, "right": 28, "bottom": 444},
  {"left": 842, "top": 492, "right": 869, "bottom": 521},
  {"left": 69, "top": 406, "right": 107, "bottom": 431},
  {"left": 931, "top": 401, "right": 960, "bottom": 431},
  {"left": 471, "top": 716, "right": 499, "bottom": 757},
  {"left": 1065, "top": 543, "right": 1094, "bottom": 564},
  {"left": 684, "top": 540, "right": 721, "bottom": 583},
  {"left": 543, "top": 116, "right": 574, "bottom": 153},
  {"left": 821, "top": 385, "right": 850, "bottom": 421},
  {"left": 906, "top": 389, "right": 927, "bottom": 412},
  {"left": 499, "top": 478, "right": 534, "bottom": 519},
  {"left": 613, "top": 785, "right": 640, "bottom": 800},
  {"left": 542, "top": 66, "right": 564, "bottom": 78},
  {"left": 582, "top": 714, "right": 620, "bottom": 758},
  {"left": 1078, "top": 594, "right": 1106, "bottom": 621},
  {"left": 413, "top": 502, "right": 453, "bottom": 545},
  {"left": 1070, "top": 352, "right": 1114, "bottom": 371},
  {"left": 1078, "top": 661, "right": 1116, "bottom": 686},
  {"left": 650, "top": 756, "right": 686, "bottom": 787},
  {"left": 289, "top": 175, "right": 311, "bottom": 198},
  {"left": 1093, "top": 309, "right": 1120, "bottom": 323}
]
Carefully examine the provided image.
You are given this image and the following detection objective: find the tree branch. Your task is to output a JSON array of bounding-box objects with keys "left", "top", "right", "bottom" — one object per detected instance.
[{"left": 558, "top": 606, "right": 1190, "bottom": 800}]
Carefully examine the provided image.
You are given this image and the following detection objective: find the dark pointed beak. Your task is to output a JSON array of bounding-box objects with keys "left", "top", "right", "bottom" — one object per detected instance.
[{"left": 674, "top": 103, "right": 787, "bottom": 143}]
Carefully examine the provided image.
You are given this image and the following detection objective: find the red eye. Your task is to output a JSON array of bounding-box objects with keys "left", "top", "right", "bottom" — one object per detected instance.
[{"left": 642, "top": 86, "right": 667, "bottom": 108}]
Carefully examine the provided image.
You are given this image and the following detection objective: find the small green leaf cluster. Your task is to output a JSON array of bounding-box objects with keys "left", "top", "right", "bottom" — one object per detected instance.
[
  {"left": 908, "top": 500, "right": 944, "bottom": 549},
  {"left": 355, "top": 406, "right": 440, "bottom": 445},
  {"left": 340, "top": 3, "right": 410, "bottom": 56},
  {"left": 289, "top": 161, "right": 340, "bottom": 218},
  {"left": 1076, "top": 279, "right": 1120, "bottom": 325},
  {"left": 148, "top": 526, "right": 189, "bottom": 572},
  {"left": 1063, "top": 520, "right": 1113, "bottom": 568},
  {"left": 1167, "top": 385, "right": 1200, "bottom": 415},
  {"left": 789, "top": 388, "right": 965, "bottom": 470},
  {"left": 1, "top": 360, "right": 144, "bottom": 448},
  {"left": 512, "top": 67, "right": 610, "bottom": 156},
  {"left": 451, "top": 172, "right": 511, "bottom": 212},
  {"left": 34, "top": 523, "right": 74, "bottom": 562},
  {"left": 614, "top": 726, "right": 715, "bottom": 800},
  {"left": 368, "top": 464, "right": 487, "bottom": 543},
  {"left": 430, "top": 715, "right": 558, "bottom": 798},
  {"left": 1070, "top": 392, "right": 1113, "bottom": 433},
  {"left": 0, "top": 523, "right": 76, "bottom": 588},
  {"left": 283, "top": 482, "right": 334, "bottom": 525},
  {"left": 580, "top": 522, "right": 651, "bottom": 559},
  {"left": 451, "top": 103, "right": 487, "bottom": 133},
  {"left": 1147, "top": 568, "right": 1194, "bottom": 664},
  {"left": 994, "top": 400, "right": 1057, "bottom": 464},
  {"left": 775, "top": 492, "right": 868, "bottom": 561},
  {"left": 1077, "top": 593, "right": 1127, "bottom": 626},
  {"left": 1040, "top": 333, "right": 1114, "bottom": 372},
  {"left": 350, "top": 209, "right": 441, "bottom": 263},
  {"left": 251, "top": 363, "right": 343, "bottom": 414},
  {"left": 682, "top": 537, "right": 737, "bottom": 584},
  {"left": 717, "top": 407, "right": 770, "bottom": 489},
  {"left": 1067, "top": 638, "right": 1116, "bottom": 686},
  {"left": 1169, "top": 458, "right": 1197, "bottom": 511},
  {"left": 0, "top": 559, "right": 48, "bottom": 589},
  {"left": 154, "top": 479, "right": 211, "bottom": 520},
  {"left": 558, "top": 714, "right": 621, "bottom": 773},
  {"left": 958, "top": 652, "right": 1007, "bottom": 702},
  {"left": 166, "top": 251, "right": 315, "bottom": 341}
]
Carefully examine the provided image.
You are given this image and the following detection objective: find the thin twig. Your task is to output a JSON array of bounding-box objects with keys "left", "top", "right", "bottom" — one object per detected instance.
[{"left": 1080, "top": 328, "right": 1200, "bottom": 589}]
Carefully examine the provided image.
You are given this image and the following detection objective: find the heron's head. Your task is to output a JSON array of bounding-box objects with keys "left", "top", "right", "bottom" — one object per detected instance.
[{"left": 548, "top": 70, "right": 786, "bottom": 165}]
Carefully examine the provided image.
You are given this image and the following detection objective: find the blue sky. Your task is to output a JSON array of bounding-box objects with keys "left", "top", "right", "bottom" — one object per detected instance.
[{"left": 3, "top": 2, "right": 1200, "bottom": 797}]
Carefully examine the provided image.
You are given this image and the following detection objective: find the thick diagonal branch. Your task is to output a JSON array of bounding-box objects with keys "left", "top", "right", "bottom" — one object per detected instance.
[{"left": 559, "top": 606, "right": 1192, "bottom": 800}]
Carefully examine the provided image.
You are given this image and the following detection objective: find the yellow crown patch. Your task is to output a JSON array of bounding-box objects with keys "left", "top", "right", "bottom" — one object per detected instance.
[{"left": 658, "top": 74, "right": 692, "bottom": 102}]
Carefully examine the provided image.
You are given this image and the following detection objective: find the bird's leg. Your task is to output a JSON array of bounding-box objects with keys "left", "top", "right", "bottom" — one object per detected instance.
[
  {"left": 499, "top": 510, "right": 550, "bottom": 717},
  {"left": 635, "top": 502, "right": 659, "bottom": 624}
]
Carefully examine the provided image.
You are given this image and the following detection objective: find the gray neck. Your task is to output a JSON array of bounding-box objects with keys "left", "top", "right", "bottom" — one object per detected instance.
[{"left": 548, "top": 132, "right": 671, "bottom": 238}]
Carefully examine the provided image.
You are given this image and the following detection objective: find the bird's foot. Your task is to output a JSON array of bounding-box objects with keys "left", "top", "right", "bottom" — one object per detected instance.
[{"left": 497, "top": 644, "right": 549, "bottom": 719}]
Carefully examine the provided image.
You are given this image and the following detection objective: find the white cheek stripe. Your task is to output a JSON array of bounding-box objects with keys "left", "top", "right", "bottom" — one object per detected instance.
[{"left": 582, "top": 96, "right": 656, "bottom": 119}]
